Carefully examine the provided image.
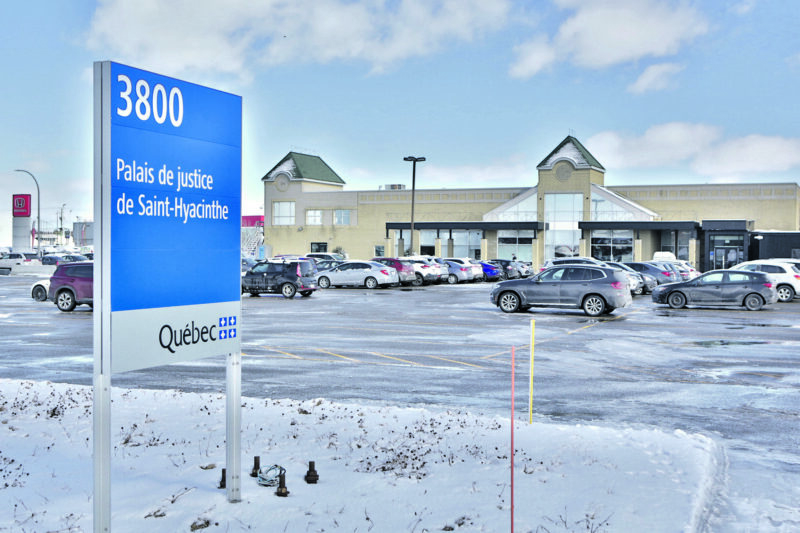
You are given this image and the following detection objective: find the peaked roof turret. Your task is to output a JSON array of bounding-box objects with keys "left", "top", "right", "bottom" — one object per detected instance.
[
  {"left": 537, "top": 136, "right": 605, "bottom": 171},
  {"left": 262, "top": 152, "right": 346, "bottom": 184}
]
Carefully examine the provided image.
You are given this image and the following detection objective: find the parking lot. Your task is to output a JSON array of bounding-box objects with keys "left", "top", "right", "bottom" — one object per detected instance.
[{"left": 1, "top": 275, "right": 799, "bottom": 527}]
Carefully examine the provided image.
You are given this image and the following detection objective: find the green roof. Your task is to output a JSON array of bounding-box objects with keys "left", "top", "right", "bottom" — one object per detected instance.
[
  {"left": 537, "top": 135, "right": 605, "bottom": 171},
  {"left": 262, "top": 152, "right": 346, "bottom": 184}
]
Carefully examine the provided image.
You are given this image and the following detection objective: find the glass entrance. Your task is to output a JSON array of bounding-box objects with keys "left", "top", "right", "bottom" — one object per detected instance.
[{"left": 714, "top": 247, "right": 739, "bottom": 269}]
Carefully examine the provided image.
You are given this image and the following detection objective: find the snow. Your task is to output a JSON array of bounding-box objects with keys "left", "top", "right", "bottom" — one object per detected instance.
[{"left": 1, "top": 379, "right": 724, "bottom": 532}]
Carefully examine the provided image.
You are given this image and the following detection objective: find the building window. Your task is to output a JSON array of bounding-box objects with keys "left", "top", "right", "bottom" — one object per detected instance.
[
  {"left": 310, "top": 242, "right": 328, "bottom": 253},
  {"left": 306, "top": 209, "right": 322, "bottom": 225},
  {"left": 497, "top": 230, "right": 535, "bottom": 261},
  {"left": 545, "top": 193, "right": 582, "bottom": 258},
  {"left": 273, "top": 201, "right": 295, "bottom": 225},
  {"left": 591, "top": 229, "right": 633, "bottom": 262},
  {"left": 334, "top": 210, "right": 351, "bottom": 225},
  {"left": 374, "top": 245, "right": 384, "bottom": 257}
]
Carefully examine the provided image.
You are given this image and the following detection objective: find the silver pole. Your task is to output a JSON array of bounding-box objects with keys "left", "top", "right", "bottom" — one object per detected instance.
[{"left": 14, "top": 169, "right": 41, "bottom": 256}]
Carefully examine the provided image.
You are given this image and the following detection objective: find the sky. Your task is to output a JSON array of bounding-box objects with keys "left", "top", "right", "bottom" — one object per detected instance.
[{"left": 1, "top": 0, "right": 799, "bottom": 247}]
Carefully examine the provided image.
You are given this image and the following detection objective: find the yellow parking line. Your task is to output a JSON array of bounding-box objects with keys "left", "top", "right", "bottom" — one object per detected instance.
[
  {"left": 313, "top": 348, "right": 360, "bottom": 362},
  {"left": 256, "top": 346, "right": 302, "bottom": 359},
  {"left": 369, "top": 351, "right": 424, "bottom": 366},
  {"left": 420, "top": 354, "right": 483, "bottom": 369}
]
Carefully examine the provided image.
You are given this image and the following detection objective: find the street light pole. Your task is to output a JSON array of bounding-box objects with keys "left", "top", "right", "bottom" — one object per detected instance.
[
  {"left": 403, "top": 156, "right": 425, "bottom": 255},
  {"left": 15, "top": 169, "right": 41, "bottom": 256}
]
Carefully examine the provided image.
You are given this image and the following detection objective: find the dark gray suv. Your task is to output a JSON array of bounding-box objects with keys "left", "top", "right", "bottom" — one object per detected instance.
[
  {"left": 489, "top": 265, "right": 632, "bottom": 316},
  {"left": 241, "top": 260, "right": 317, "bottom": 298}
]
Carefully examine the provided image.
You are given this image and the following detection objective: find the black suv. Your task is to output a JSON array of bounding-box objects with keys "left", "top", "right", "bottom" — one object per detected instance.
[{"left": 241, "top": 260, "right": 318, "bottom": 298}]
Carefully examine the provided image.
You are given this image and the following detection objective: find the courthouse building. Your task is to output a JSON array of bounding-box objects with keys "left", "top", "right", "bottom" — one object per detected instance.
[{"left": 259, "top": 136, "right": 800, "bottom": 271}]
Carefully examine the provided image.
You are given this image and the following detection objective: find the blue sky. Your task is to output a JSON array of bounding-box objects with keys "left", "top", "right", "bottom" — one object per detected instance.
[{"left": 2, "top": 0, "right": 799, "bottom": 247}]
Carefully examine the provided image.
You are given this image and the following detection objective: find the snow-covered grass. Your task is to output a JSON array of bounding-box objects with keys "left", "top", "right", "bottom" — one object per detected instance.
[{"left": 0, "top": 379, "right": 723, "bottom": 532}]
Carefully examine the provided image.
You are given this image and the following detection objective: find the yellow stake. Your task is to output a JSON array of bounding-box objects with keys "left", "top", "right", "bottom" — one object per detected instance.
[{"left": 529, "top": 319, "right": 535, "bottom": 424}]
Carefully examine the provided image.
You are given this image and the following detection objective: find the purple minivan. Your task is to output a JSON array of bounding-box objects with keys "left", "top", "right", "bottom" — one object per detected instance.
[{"left": 48, "top": 261, "right": 93, "bottom": 312}]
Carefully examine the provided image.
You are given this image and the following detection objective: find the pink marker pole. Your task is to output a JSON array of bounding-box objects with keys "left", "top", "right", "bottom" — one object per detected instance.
[{"left": 511, "top": 345, "right": 515, "bottom": 533}]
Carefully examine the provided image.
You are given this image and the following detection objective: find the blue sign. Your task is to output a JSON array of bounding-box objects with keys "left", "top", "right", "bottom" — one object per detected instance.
[{"left": 109, "top": 62, "right": 241, "bottom": 312}]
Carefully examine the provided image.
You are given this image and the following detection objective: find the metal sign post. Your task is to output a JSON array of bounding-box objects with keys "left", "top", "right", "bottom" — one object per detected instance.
[{"left": 93, "top": 61, "right": 242, "bottom": 532}]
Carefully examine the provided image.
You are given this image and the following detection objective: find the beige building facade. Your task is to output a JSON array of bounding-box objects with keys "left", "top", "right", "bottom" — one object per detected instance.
[{"left": 260, "top": 137, "right": 800, "bottom": 271}]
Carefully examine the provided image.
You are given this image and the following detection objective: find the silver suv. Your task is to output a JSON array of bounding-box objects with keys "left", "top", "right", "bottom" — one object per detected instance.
[
  {"left": 489, "top": 264, "right": 632, "bottom": 316},
  {"left": 731, "top": 260, "right": 800, "bottom": 302}
]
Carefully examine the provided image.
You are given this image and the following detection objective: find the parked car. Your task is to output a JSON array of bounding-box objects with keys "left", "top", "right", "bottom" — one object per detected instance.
[
  {"left": 48, "top": 261, "right": 94, "bottom": 312},
  {"left": 315, "top": 259, "right": 346, "bottom": 272},
  {"left": 624, "top": 262, "right": 676, "bottom": 285},
  {"left": 404, "top": 256, "right": 440, "bottom": 286},
  {"left": 489, "top": 264, "right": 632, "bottom": 316},
  {"left": 541, "top": 257, "right": 606, "bottom": 270},
  {"left": 730, "top": 260, "right": 800, "bottom": 302},
  {"left": 479, "top": 261, "right": 502, "bottom": 281},
  {"left": 444, "top": 260, "right": 474, "bottom": 284},
  {"left": 489, "top": 259, "right": 522, "bottom": 280},
  {"left": 372, "top": 257, "right": 416, "bottom": 285},
  {"left": 651, "top": 269, "right": 778, "bottom": 311},
  {"left": 241, "top": 259, "right": 318, "bottom": 298},
  {"left": 650, "top": 261, "right": 684, "bottom": 281},
  {"left": 444, "top": 258, "right": 483, "bottom": 281},
  {"left": 316, "top": 261, "right": 399, "bottom": 289},
  {"left": 241, "top": 256, "right": 258, "bottom": 272},
  {"left": 306, "top": 252, "right": 346, "bottom": 262},
  {"left": 41, "top": 254, "right": 64, "bottom": 266},
  {"left": 31, "top": 279, "right": 50, "bottom": 301},
  {"left": 605, "top": 261, "right": 648, "bottom": 295}
]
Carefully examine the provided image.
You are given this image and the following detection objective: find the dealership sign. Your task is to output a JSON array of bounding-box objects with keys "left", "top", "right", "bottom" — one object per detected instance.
[
  {"left": 12, "top": 194, "right": 31, "bottom": 217},
  {"left": 95, "top": 61, "right": 242, "bottom": 373}
]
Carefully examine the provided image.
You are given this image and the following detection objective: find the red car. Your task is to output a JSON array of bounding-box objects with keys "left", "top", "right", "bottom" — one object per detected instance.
[
  {"left": 48, "top": 261, "right": 93, "bottom": 312},
  {"left": 372, "top": 257, "right": 416, "bottom": 286}
]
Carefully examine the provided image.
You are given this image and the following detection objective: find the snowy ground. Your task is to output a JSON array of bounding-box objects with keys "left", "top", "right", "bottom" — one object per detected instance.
[{"left": 1, "top": 379, "right": 724, "bottom": 532}]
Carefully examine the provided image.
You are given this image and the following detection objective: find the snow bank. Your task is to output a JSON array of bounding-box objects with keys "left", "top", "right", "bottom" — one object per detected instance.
[{"left": 0, "top": 379, "right": 723, "bottom": 532}]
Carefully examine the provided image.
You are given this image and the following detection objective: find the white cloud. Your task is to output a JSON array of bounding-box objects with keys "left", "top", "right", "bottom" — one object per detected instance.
[
  {"left": 730, "top": 0, "right": 758, "bottom": 15},
  {"left": 627, "top": 62, "right": 684, "bottom": 93},
  {"left": 692, "top": 135, "right": 800, "bottom": 176},
  {"left": 588, "top": 123, "right": 721, "bottom": 169},
  {"left": 509, "top": 36, "right": 558, "bottom": 78},
  {"left": 86, "top": 0, "right": 510, "bottom": 82},
  {"left": 588, "top": 125, "right": 800, "bottom": 179},
  {"left": 510, "top": 0, "right": 708, "bottom": 78}
]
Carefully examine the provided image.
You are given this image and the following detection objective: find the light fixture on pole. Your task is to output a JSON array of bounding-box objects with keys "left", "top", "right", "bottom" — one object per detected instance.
[
  {"left": 403, "top": 156, "right": 425, "bottom": 255},
  {"left": 15, "top": 169, "right": 41, "bottom": 257}
]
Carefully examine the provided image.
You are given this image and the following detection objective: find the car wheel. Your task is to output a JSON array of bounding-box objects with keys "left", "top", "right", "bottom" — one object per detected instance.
[
  {"left": 318, "top": 277, "right": 331, "bottom": 289},
  {"left": 500, "top": 271, "right": 508, "bottom": 280},
  {"left": 498, "top": 291, "right": 521, "bottom": 313},
  {"left": 300, "top": 291, "right": 313, "bottom": 297},
  {"left": 667, "top": 292, "right": 686, "bottom": 309},
  {"left": 744, "top": 293, "right": 764, "bottom": 311},
  {"left": 56, "top": 290, "right": 76, "bottom": 312},
  {"left": 412, "top": 273, "right": 424, "bottom": 287},
  {"left": 633, "top": 286, "right": 643, "bottom": 296},
  {"left": 582, "top": 294, "right": 606, "bottom": 317},
  {"left": 281, "top": 283, "right": 297, "bottom": 298},
  {"left": 776, "top": 285, "right": 795, "bottom": 302},
  {"left": 365, "top": 277, "right": 378, "bottom": 289},
  {"left": 448, "top": 274, "right": 458, "bottom": 284},
  {"left": 32, "top": 285, "right": 47, "bottom": 301}
]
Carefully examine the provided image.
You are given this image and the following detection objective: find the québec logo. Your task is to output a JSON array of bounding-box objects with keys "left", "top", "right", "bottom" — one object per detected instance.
[
  {"left": 158, "top": 315, "right": 238, "bottom": 353},
  {"left": 218, "top": 316, "right": 237, "bottom": 339}
]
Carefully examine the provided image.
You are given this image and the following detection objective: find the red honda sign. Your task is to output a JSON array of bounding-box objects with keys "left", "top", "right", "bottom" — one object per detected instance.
[{"left": 13, "top": 194, "right": 32, "bottom": 217}]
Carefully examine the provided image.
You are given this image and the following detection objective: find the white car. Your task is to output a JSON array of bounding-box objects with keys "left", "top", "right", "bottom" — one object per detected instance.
[
  {"left": 731, "top": 260, "right": 800, "bottom": 302},
  {"left": 31, "top": 279, "right": 50, "bottom": 301},
  {"left": 404, "top": 256, "right": 441, "bottom": 285},
  {"left": 316, "top": 261, "right": 399, "bottom": 289}
]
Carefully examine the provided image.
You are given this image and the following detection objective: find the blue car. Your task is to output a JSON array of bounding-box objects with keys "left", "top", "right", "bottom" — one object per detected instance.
[{"left": 480, "top": 261, "right": 502, "bottom": 281}]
